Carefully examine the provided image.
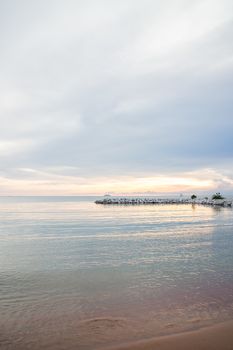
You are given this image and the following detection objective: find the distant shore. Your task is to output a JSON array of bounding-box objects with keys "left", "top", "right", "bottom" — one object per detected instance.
[{"left": 106, "top": 320, "right": 233, "bottom": 350}]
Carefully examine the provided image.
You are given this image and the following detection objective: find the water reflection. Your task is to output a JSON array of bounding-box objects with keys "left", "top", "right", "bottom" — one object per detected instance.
[
  {"left": 191, "top": 203, "right": 196, "bottom": 211},
  {"left": 0, "top": 198, "right": 233, "bottom": 349}
]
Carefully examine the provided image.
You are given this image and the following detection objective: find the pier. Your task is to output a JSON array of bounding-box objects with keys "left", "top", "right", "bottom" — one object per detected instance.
[{"left": 95, "top": 197, "right": 232, "bottom": 207}]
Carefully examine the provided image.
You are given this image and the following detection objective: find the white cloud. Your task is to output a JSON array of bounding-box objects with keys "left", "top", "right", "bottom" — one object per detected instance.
[{"left": 0, "top": 140, "right": 34, "bottom": 156}]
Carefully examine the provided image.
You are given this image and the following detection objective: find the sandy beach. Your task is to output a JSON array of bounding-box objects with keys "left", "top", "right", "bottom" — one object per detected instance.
[{"left": 107, "top": 321, "right": 233, "bottom": 350}]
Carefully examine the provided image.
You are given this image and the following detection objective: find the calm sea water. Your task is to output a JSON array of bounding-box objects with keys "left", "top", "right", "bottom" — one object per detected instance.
[{"left": 0, "top": 196, "right": 233, "bottom": 349}]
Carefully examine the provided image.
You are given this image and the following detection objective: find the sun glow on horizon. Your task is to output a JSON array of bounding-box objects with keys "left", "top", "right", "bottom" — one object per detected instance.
[{"left": 0, "top": 168, "right": 225, "bottom": 196}]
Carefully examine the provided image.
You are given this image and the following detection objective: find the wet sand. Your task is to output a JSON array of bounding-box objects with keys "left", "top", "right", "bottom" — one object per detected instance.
[{"left": 107, "top": 320, "right": 233, "bottom": 350}]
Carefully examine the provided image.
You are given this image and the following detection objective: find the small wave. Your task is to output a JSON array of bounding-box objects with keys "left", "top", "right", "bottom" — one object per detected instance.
[{"left": 78, "top": 317, "right": 128, "bottom": 330}]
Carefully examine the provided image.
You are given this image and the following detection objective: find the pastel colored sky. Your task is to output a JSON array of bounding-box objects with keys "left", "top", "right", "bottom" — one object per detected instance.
[{"left": 0, "top": 0, "right": 233, "bottom": 195}]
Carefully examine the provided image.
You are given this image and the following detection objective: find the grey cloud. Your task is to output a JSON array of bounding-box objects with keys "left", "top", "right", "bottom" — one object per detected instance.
[{"left": 0, "top": 0, "right": 233, "bottom": 191}]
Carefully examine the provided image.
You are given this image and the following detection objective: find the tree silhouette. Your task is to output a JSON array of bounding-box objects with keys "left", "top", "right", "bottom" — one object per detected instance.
[{"left": 212, "top": 193, "right": 224, "bottom": 200}]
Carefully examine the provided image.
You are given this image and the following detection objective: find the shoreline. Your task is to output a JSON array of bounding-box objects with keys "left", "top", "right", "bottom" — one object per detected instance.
[{"left": 105, "top": 320, "right": 233, "bottom": 350}]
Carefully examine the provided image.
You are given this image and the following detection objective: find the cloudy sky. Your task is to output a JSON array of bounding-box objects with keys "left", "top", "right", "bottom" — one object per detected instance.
[{"left": 0, "top": 0, "right": 233, "bottom": 195}]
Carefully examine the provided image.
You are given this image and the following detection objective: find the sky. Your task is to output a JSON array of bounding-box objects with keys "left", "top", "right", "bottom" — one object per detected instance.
[{"left": 0, "top": 0, "right": 233, "bottom": 195}]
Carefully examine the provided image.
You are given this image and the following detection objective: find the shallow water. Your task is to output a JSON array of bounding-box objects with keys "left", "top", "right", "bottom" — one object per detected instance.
[{"left": 0, "top": 197, "right": 233, "bottom": 349}]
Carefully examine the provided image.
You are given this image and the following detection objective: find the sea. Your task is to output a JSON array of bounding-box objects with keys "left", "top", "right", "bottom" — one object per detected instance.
[{"left": 0, "top": 196, "right": 233, "bottom": 349}]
